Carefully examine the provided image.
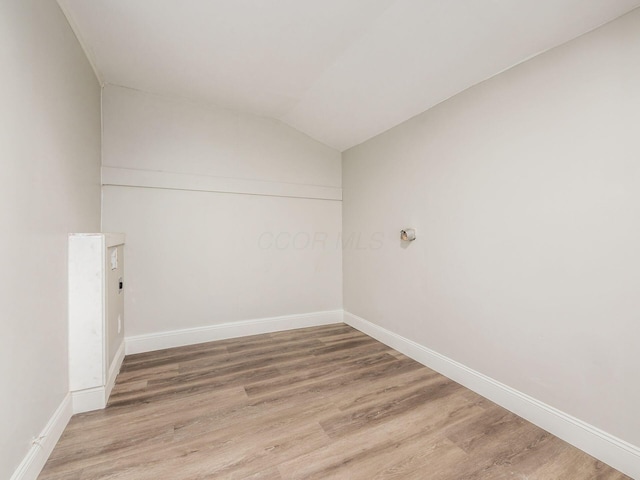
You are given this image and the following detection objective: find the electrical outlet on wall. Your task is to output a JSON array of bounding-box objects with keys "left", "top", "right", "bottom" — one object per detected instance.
[{"left": 118, "top": 314, "right": 122, "bottom": 334}]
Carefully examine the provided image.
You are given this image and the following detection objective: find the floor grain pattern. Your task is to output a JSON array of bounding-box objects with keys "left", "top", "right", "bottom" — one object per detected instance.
[{"left": 39, "top": 324, "right": 630, "bottom": 479}]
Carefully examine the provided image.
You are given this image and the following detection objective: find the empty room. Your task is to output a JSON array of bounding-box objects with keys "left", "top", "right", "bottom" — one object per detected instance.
[{"left": 2, "top": 0, "right": 639, "bottom": 479}]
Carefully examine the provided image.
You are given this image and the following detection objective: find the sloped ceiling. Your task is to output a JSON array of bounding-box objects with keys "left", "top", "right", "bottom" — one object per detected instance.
[{"left": 58, "top": 0, "right": 640, "bottom": 151}]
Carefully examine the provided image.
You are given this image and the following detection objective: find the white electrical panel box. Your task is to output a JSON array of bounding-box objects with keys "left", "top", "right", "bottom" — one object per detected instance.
[{"left": 68, "top": 233, "right": 125, "bottom": 413}]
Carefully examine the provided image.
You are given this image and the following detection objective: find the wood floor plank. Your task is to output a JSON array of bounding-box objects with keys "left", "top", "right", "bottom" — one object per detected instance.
[
  {"left": 277, "top": 393, "right": 482, "bottom": 479},
  {"left": 39, "top": 324, "right": 630, "bottom": 480}
]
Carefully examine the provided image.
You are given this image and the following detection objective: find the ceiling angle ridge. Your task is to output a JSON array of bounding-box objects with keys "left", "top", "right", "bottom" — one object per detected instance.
[{"left": 56, "top": 0, "right": 105, "bottom": 85}]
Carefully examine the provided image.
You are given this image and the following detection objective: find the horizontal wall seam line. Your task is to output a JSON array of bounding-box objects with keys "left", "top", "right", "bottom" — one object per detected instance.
[
  {"left": 102, "top": 183, "right": 343, "bottom": 201},
  {"left": 101, "top": 167, "right": 342, "bottom": 201}
]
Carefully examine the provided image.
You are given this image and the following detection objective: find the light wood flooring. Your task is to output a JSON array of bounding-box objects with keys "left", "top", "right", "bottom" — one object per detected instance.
[{"left": 40, "top": 324, "right": 629, "bottom": 479}]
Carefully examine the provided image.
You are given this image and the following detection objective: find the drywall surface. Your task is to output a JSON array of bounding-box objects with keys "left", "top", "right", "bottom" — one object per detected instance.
[
  {"left": 0, "top": 1, "right": 101, "bottom": 477},
  {"left": 101, "top": 86, "right": 342, "bottom": 337},
  {"left": 102, "top": 85, "right": 341, "bottom": 186},
  {"left": 343, "top": 8, "right": 640, "bottom": 447}
]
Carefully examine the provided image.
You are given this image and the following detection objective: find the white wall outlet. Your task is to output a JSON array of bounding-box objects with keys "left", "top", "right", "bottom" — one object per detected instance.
[{"left": 117, "top": 314, "right": 122, "bottom": 334}]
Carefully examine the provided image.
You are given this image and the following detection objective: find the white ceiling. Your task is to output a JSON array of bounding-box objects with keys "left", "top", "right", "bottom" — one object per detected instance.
[{"left": 58, "top": 0, "right": 640, "bottom": 151}]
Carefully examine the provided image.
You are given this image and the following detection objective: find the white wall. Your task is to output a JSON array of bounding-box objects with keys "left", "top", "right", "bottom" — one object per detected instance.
[
  {"left": 343, "top": 7, "right": 640, "bottom": 450},
  {"left": 0, "top": 1, "right": 101, "bottom": 477},
  {"left": 101, "top": 86, "right": 342, "bottom": 338}
]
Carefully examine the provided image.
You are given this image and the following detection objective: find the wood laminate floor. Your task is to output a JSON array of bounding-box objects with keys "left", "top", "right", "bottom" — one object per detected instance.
[{"left": 40, "top": 324, "right": 629, "bottom": 479}]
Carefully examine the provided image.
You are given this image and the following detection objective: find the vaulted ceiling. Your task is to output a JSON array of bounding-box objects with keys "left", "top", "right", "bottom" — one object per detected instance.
[{"left": 58, "top": 0, "right": 640, "bottom": 151}]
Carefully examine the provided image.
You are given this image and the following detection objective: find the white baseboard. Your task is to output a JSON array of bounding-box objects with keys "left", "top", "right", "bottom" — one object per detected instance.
[
  {"left": 71, "top": 387, "right": 107, "bottom": 414},
  {"left": 10, "top": 394, "right": 72, "bottom": 480},
  {"left": 344, "top": 311, "right": 640, "bottom": 480},
  {"left": 72, "top": 340, "right": 125, "bottom": 414},
  {"left": 125, "top": 310, "right": 344, "bottom": 355},
  {"left": 106, "top": 340, "right": 126, "bottom": 400}
]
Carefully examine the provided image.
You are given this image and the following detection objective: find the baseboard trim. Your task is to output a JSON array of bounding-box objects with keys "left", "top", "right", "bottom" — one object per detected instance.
[
  {"left": 106, "top": 340, "right": 126, "bottom": 400},
  {"left": 10, "top": 393, "right": 72, "bottom": 480},
  {"left": 125, "top": 310, "right": 343, "bottom": 354},
  {"left": 344, "top": 311, "right": 640, "bottom": 479},
  {"left": 71, "top": 387, "right": 106, "bottom": 414},
  {"left": 72, "top": 341, "right": 125, "bottom": 414}
]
